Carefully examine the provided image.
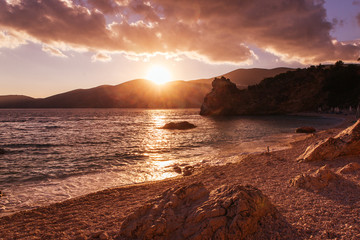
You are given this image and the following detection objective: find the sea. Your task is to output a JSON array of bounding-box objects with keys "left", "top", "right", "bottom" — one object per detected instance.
[{"left": 0, "top": 108, "right": 342, "bottom": 217}]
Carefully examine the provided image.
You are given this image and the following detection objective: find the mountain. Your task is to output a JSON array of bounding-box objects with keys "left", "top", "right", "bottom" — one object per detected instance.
[
  {"left": 192, "top": 67, "right": 293, "bottom": 88},
  {"left": 200, "top": 62, "right": 360, "bottom": 116},
  {"left": 0, "top": 95, "right": 35, "bottom": 108},
  {"left": 0, "top": 67, "right": 292, "bottom": 108}
]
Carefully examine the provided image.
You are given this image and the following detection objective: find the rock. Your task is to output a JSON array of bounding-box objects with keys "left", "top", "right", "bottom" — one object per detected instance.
[
  {"left": 173, "top": 166, "right": 182, "bottom": 174},
  {"left": 0, "top": 148, "right": 5, "bottom": 154},
  {"left": 0, "top": 191, "right": 3, "bottom": 197},
  {"left": 338, "top": 162, "right": 360, "bottom": 174},
  {"left": 119, "top": 182, "right": 277, "bottom": 240},
  {"left": 290, "top": 165, "right": 338, "bottom": 191},
  {"left": 99, "top": 231, "right": 109, "bottom": 240},
  {"left": 295, "top": 126, "right": 316, "bottom": 133},
  {"left": 297, "top": 120, "right": 360, "bottom": 162},
  {"left": 182, "top": 166, "right": 194, "bottom": 176},
  {"left": 161, "top": 121, "right": 196, "bottom": 130},
  {"left": 200, "top": 77, "right": 242, "bottom": 116}
]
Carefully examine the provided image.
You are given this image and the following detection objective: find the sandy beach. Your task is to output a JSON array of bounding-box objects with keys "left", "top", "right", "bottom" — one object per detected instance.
[{"left": 1, "top": 115, "right": 359, "bottom": 239}]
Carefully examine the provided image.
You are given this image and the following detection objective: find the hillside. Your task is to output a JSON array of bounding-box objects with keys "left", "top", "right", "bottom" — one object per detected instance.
[
  {"left": 200, "top": 62, "right": 360, "bottom": 116},
  {"left": 0, "top": 95, "right": 35, "bottom": 108},
  {"left": 192, "top": 67, "right": 292, "bottom": 87},
  {"left": 0, "top": 67, "right": 291, "bottom": 108}
]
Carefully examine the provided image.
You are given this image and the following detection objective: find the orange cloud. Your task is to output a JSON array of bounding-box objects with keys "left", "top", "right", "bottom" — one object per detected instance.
[
  {"left": 42, "top": 45, "right": 67, "bottom": 58},
  {"left": 0, "top": 0, "right": 359, "bottom": 64},
  {"left": 91, "top": 52, "right": 112, "bottom": 62}
]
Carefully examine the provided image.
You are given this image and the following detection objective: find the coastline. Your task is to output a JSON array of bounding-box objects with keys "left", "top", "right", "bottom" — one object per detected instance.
[{"left": 1, "top": 114, "right": 359, "bottom": 239}]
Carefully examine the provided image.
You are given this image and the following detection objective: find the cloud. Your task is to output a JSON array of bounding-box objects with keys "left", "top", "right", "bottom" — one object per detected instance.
[
  {"left": 0, "top": 30, "right": 27, "bottom": 48},
  {"left": 42, "top": 45, "right": 68, "bottom": 58},
  {"left": 0, "top": 0, "right": 359, "bottom": 64},
  {"left": 91, "top": 52, "right": 112, "bottom": 62}
]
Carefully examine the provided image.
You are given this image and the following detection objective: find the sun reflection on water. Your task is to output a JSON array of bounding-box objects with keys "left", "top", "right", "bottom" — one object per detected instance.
[{"left": 143, "top": 111, "right": 178, "bottom": 180}]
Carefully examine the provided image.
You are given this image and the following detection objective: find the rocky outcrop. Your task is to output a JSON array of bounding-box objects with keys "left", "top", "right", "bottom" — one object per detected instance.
[
  {"left": 297, "top": 120, "right": 360, "bottom": 162},
  {"left": 119, "top": 182, "right": 277, "bottom": 240},
  {"left": 290, "top": 165, "right": 338, "bottom": 191},
  {"left": 295, "top": 127, "right": 316, "bottom": 133},
  {"left": 161, "top": 121, "right": 196, "bottom": 130},
  {"left": 200, "top": 63, "right": 360, "bottom": 116},
  {"left": 200, "top": 77, "right": 242, "bottom": 116}
]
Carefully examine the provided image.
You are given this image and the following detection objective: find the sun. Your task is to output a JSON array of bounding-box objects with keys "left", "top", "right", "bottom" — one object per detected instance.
[{"left": 146, "top": 65, "right": 172, "bottom": 85}]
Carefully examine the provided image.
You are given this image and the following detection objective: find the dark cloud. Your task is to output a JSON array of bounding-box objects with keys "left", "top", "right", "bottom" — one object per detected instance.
[{"left": 0, "top": 0, "right": 359, "bottom": 64}]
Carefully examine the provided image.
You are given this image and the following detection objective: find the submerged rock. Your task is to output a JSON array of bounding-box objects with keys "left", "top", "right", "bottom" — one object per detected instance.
[
  {"left": 119, "top": 182, "right": 277, "bottom": 240},
  {"left": 161, "top": 121, "right": 196, "bottom": 130},
  {"left": 297, "top": 120, "right": 360, "bottom": 162},
  {"left": 295, "top": 126, "right": 316, "bottom": 133},
  {"left": 290, "top": 165, "right": 338, "bottom": 191}
]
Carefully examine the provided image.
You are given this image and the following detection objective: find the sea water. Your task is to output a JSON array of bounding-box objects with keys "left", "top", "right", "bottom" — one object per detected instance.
[{"left": 0, "top": 108, "right": 342, "bottom": 216}]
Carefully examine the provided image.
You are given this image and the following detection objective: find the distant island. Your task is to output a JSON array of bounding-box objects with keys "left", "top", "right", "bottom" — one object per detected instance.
[
  {"left": 0, "top": 68, "right": 291, "bottom": 108},
  {"left": 201, "top": 61, "right": 360, "bottom": 116}
]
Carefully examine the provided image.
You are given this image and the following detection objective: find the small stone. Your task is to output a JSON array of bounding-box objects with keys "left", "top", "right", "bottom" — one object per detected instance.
[
  {"left": 182, "top": 166, "right": 194, "bottom": 176},
  {"left": 99, "top": 231, "right": 109, "bottom": 240},
  {"left": 173, "top": 166, "right": 182, "bottom": 174}
]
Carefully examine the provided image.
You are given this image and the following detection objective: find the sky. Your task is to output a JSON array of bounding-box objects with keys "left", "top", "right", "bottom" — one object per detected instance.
[{"left": 0, "top": 0, "right": 359, "bottom": 98}]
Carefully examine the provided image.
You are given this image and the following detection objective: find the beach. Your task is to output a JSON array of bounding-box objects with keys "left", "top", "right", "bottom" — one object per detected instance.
[{"left": 1, "top": 115, "right": 359, "bottom": 239}]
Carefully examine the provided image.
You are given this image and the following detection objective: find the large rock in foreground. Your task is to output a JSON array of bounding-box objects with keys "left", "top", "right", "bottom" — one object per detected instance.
[
  {"left": 297, "top": 120, "right": 360, "bottom": 162},
  {"left": 119, "top": 182, "right": 277, "bottom": 239}
]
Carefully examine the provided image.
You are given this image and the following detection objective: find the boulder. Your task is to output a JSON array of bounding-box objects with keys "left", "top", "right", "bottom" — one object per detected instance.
[
  {"left": 295, "top": 126, "right": 316, "bottom": 133},
  {"left": 119, "top": 182, "right": 277, "bottom": 240},
  {"left": 161, "top": 121, "right": 196, "bottom": 130},
  {"left": 297, "top": 120, "right": 360, "bottom": 162},
  {"left": 0, "top": 148, "right": 5, "bottom": 154},
  {"left": 290, "top": 165, "right": 338, "bottom": 191},
  {"left": 338, "top": 162, "right": 360, "bottom": 174}
]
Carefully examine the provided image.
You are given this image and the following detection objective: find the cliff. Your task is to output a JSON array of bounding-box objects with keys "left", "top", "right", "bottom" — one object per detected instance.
[{"left": 200, "top": 62, "right": 360, "bottom": 116}]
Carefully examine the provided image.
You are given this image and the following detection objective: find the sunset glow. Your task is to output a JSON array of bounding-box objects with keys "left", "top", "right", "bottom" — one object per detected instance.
[{"left": 146, "top": 65, "right": 172, "bottom": 85}]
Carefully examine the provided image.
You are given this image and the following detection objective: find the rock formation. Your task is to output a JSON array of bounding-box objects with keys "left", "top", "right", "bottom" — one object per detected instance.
[
  {"left": 119, "top": 182, "right": 277, "bottom": 239},
  {"left": 295, "top": 127, "right": 316, "bottom": 133},
  {"left": 200, "top": 63, "right": 360, "bottom": 116},
  {"left": 200, "top": 77, "right": 242, "bottom": 116},
  {"left": 161, "top": 121, "right": 196, "bottom": 130},
  {"left": 290, "top": 165, "right": 338, "bottom": 191},
  {"left": 338, "top": 162, "right": 360, "bottom": 174},
  {"left": 297, "top": 120, "right": 360, "bottom": 162}
]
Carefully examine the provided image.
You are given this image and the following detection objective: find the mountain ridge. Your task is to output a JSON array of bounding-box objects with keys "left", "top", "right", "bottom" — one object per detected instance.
[{"left": 0, "top": 68, "right": 292, "bottom": 108}]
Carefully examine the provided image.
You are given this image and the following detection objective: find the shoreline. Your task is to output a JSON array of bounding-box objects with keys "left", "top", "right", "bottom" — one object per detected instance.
[{"left": 1, "top": 114, "right": 359, "bottom": 239}]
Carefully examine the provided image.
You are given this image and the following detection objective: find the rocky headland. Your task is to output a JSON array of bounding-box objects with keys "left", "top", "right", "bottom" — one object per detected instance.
[{"left": 201, "top": 62, "right": 360, "bottom": 116}]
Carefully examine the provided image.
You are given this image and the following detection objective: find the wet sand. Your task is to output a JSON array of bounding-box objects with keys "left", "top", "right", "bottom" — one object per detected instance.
[{"left": 1, "top": 115, "right": 359, "bottom": 239}]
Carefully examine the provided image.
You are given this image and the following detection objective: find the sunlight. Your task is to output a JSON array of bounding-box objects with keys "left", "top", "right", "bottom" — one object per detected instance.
[{"left": 146, "top": 65, "right": 172, "bottom": 85}]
